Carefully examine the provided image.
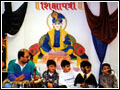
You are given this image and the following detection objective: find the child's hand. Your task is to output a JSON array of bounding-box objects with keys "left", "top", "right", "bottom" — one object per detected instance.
[
  {"left": 108, "top": 86, "right": 112, "bottom": 88},
  {"left": 47, "top": 82, "right": 53, "bottom": 88},
  {"left": 80, "top": 83, "right": 89, "bottom": 88}
]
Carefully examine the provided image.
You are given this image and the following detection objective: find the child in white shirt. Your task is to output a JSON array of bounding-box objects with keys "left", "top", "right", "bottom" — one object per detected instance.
[{"left": 59, "top": 60, "right": 76, "bottom": 88}]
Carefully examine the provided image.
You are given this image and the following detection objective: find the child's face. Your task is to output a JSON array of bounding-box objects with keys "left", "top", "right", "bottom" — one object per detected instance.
[
  {"left": 53, "top": 21, "right": 62, "bottom": 30},
  {"left": 102, "top": 66, "right": 111, "bottom": 75},
  {"left": 47, "top": 65, "right": 56, "bottom": 73},
  {"left": 62, "top": 65, "right": 71, "bottom": 73},
  {"left": 81, "top": 66, "right": 91, "bottom": 74}
]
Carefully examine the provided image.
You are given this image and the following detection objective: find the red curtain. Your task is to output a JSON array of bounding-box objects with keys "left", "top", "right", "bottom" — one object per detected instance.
[{"left": 84, "top": 2, "right": 118, "bottom": 44}]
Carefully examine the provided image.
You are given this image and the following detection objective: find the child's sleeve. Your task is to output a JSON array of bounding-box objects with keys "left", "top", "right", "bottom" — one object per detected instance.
[
  {"left": 113, "top": 75, "right": 118, "bottom": 88},
  {"left": 42, "top": 71, "right": 48, "bottom": 87},
  {"left": 74, "top": 74, "right": 80, "bottom": 86},
  {"left": 91, "top": 74, "right": 98, "bottom": 88},
  {"left": 59, "top": 73, "right": 68, "bottom": 86},
  {"left": 52, "top": 74, "right": 59, "bottom": 87}
]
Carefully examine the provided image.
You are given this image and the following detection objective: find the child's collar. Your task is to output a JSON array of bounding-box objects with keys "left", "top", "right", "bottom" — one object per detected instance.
[
  {"left": 80, "top": 71, "right": 91, "bottom": 79},
  {"left": 47, "top": 70, "right": 57, "bottom": 74}
]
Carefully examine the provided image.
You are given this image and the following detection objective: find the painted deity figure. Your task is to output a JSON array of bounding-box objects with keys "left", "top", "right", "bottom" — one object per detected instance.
[{"left": 40, "top": 11, "right": 74, "bottom": 55}]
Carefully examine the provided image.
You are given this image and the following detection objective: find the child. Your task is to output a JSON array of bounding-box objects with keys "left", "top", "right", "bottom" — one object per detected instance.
[
  {"left": 59, "top": 60, "right": 76, "bottom": 88},
  {"left": 74, "top": 61, "right": 97, "bottom": 88},
  {"left": 99, "top": 63, "right": 118, "bottom": 88},
  {"left": 42, "top": 60, "right": 59, "bottom": 88}
]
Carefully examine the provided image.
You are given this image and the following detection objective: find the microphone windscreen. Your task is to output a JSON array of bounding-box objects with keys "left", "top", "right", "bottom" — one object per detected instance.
[{"left": 107, "top": 70, "right": 112, "bottom": 73}]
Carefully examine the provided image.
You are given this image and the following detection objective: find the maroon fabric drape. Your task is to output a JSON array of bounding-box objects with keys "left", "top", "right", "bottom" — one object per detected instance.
[{"left": 84, "top": 2, "right": 118, "bottom": 44}]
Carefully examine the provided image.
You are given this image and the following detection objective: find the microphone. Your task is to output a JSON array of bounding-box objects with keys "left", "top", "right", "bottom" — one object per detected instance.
[
  {"left": 83, "top": 68, "right": 87, "bottom": 74},
  {"left": 83, "top": 68, "right": 87, "bottom": 88},
  {"left": 107, "top": 69, "right": 113, "bottom": 73}
]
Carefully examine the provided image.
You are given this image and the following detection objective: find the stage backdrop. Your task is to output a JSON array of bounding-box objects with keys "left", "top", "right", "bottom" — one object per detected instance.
[{"left": 2, "top": 2, "right": 118, "bottom": 82}]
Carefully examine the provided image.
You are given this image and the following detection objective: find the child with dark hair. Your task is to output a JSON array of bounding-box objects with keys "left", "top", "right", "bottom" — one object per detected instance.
[
  {"left": 99, "top": 63, "right": 118, "bottom": 88},
  {"left": 42, "top": 60, "right": 59, "bottom": 88},
  {"left": 59, "top": 60, "right": 76, "bottom": 88},
  {"left": 74, "top": 61, "right": 97, "bottom": 88}
]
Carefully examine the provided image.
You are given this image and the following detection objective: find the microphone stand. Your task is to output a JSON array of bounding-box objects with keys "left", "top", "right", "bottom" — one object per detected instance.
[{"left": 83, "top": 68, "right": 87, "bottom": 88}]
